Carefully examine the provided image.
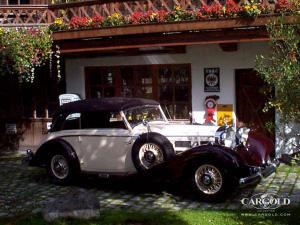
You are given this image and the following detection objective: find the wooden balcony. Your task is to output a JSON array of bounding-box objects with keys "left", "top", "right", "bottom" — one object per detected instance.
[
  {"left": 0, "top": 0, "right": 284, "bottom": 26},
  {"left": 0, "top": 0, "right": 298, "bottom": 54}
]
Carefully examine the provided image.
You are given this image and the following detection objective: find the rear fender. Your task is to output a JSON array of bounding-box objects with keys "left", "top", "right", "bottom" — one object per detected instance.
[{"left": 33, "top": 138, "right": 80, "bottom": 170}]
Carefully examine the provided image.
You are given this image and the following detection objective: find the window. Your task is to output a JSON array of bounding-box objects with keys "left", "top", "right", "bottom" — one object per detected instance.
[
  {"left": 120, "top": 66, "right": 153, "bottom": 98},
  {"left": 51, "top": 113, "right": 81, "bottom": 131},
  {"left": 62, "top": 113, "right": 81, "bottom": 130},
  {"left": 124, "top": 106, "right": 165, "bottom": 128},
  {"left": 85, "top": 64, "right": 191, "bottom": 119},
  {"left": 158, "top": 65, "right": 190, "bottom": 119},
  {"left": 7, "top": 0, "right": 29, "bottom": 4},
  {"left": 85, "top": 67, "right": 116, "bottom": 98}
]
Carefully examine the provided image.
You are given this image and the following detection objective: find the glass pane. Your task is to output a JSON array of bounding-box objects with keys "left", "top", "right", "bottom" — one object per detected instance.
[
  {"left": 175, "top": 85, "right": 189, "bottom": 101},
  {"left": 124, "top": 106, "right": 165, "bottom": 128},
  {"left": 121, "top": 67, "right": 134, "bottom": 97},
  {"left": 103, "top": 87, "right": 115, "bottom": 97},
  {"left": 102, "top": 71, "right": 114, "bottom": 85},
  {"left": 142, "top": 86, "right": 153, "bottom": 98},
  {"left": 136, "top": 67, "right": 152, "bottom": 85},
  {"left": 121, "top": 67, "right": 134, "bottom": 86},
  {"left": 174, "top": 104, "right": 189, "bottom": 119},
  {"left": 159, "top": 67, "right": 173, "bottom": 84},
  {"left": 160, "top": 103, "right": 174, "bottom": 119},
  {"left": 122, "top": 86, "right": 133, "bottom": 97},
  {"left": 90, "top": 87, "right": 102, "bottom": 98},
  {"left": 159, "top": 85, "right": 172, "bottom": 101},
  {"left": 89, "top": 73, "right": 102, "bottom": 85},
  {"left": 174, "top": 66, "right": 189, "bottom": 84},
  {"left": 63, "top": 113, "right": 81, "bottom": 130}
]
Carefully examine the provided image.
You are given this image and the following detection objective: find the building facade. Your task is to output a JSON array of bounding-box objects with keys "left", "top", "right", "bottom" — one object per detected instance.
[{"left": 0, "top": 0, "right": 298, "bottom": 154}]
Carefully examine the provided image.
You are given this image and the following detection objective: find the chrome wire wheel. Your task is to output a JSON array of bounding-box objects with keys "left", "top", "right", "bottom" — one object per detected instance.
[
  {"left": 50, "top": 154, "right": 69, "bottom": 180},
  {"left": 194, "top": 164, "right": 223, "bottom": 195},
  {"left": 138, "top": 143, "right": 164, "bottom": 169}
]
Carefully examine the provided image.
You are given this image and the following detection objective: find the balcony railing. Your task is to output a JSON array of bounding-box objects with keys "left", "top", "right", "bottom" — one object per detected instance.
[
  {"left": 0, "top": 5, "right": 54, "bottom": 26},
  {"left": 0, "top": 0, "right": 288, "bottom": 27}
]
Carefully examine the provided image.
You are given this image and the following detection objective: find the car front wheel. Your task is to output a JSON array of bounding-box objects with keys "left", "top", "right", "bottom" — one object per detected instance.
[{"left": 189, "top": 162, "right": 233, "bottom": 202}]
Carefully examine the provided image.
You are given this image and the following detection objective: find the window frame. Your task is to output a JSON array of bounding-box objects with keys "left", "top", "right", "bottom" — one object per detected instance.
[{"left": 85, "top": 64, "right": 191, "bottom": 120}]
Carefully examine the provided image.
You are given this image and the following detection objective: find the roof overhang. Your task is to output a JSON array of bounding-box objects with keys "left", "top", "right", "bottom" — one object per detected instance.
[{"left": 52, "top": 15, "right": 298, "bottom": 56}]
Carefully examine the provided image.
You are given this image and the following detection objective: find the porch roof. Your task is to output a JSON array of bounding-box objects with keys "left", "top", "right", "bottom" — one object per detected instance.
[{"left": 53, "top": 15, "right": 297, "bottom": 56}]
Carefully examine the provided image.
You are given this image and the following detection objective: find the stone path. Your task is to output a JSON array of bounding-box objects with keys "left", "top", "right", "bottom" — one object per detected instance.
[{"left": 0, "top": 158, "right": 299, "bottom": 218}]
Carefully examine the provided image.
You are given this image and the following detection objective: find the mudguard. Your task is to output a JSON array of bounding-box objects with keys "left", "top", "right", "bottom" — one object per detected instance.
[{"left": 31, "top": 138, "right": 80, "bottom": 170}]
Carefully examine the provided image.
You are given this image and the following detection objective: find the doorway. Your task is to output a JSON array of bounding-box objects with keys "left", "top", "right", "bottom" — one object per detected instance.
[{"left": 235, "top": 69, "right": 275, "bottom": 138}]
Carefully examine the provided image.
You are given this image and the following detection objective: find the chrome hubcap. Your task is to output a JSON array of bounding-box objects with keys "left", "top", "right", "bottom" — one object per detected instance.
[
  {"left": 195, "top": 164, "right": 223, "bottom": 195},
  {"left": 139, "top": 143, "right": 164, "bottom": 169},
  {"left": 51, "top": 155, "right": 69, "bottom": 179}
]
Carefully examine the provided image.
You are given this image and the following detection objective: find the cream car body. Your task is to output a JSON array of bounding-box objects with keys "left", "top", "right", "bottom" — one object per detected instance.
[{"left": 34, "top": 98, "right": 219, "bottom": 174}]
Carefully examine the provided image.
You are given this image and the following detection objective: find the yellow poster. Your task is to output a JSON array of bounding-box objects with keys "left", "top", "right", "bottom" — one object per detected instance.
[{"left": 217, "top": 104, "right": 233, "bottom": 126}]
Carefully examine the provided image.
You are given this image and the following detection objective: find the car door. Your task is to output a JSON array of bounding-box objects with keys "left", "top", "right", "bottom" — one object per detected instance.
[{"left": 77, "top": 111, "right": 136, "bottom": 173}]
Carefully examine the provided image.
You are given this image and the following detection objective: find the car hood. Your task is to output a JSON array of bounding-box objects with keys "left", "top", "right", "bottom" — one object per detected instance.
[{"left": 133, "top": 123, "right": 219, "bottom": 137}]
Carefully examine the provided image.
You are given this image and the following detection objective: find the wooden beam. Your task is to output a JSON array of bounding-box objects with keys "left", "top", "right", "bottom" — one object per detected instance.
[
  {"left": 52, "top": 15, "right": 298, "bottom": 41},
  {"left": 63, "top": 46, "right": 186, "bottom": 58},
  {"left": 56, "top": 28, "right": 269, "bottom": 54}
]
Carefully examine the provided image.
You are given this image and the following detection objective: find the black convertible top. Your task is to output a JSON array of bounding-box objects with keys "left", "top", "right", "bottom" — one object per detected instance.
[{"left": 53, "top": 97, "right": 159, "bottom": 117}]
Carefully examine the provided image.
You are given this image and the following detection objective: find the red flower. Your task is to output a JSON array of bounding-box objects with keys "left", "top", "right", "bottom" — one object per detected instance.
[
  {"left": 275, "top": 0, "right": 293, "bottom": 12},
  {"left": 195, "top": 10, "right": 204, "bottom": 19},
  {"left": 69, "top": 16, "right": 90, "bottom": 29},
  {"left": 201, "top": 3, "right": 223, "bottom": 18},
  {"left": 92, "top": 15, "right": 104, "bottom": 26},
  {"left": 157, "top": 10, "right": 168, "bottom": 22},
  {"left": 142, "top": 10, "right": 154, "bottom": 23},
  {"left": 225, "top": 0, "right": 241, "bottom": 17},
  {"left": 130, "top": 11, "right": 144, "bottom": 24}
]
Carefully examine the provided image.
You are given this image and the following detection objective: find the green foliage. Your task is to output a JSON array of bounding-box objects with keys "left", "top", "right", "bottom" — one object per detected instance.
[
  {"left": 255, "top": 16, "right": 300, "bottom": 124},
  {"left": 0, "top": 28, "right": 53, "bottom": 83}
]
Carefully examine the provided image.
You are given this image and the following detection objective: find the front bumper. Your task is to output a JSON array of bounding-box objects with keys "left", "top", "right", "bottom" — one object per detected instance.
[{"left": 239, "top": 160, "right": 280, "bottom": 187}]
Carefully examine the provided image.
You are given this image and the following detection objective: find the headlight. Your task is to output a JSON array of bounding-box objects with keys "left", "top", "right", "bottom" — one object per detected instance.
[
  {"left": 236, "top": 127, "right": 250, "bottom": 145},
  {"left": 215, "top": 126, "right": 236, "bottom": 148}
]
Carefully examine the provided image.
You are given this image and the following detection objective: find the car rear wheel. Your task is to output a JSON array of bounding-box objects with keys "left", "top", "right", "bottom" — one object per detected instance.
[
  {"left": 48, "top": 152, "right": 75, "bottom": 184},
  {"left": 132, "top": 133, "right": 175, "bottom": 171},
  {"left": 188, "top": 162, "right": 232, "bottom": 202}
]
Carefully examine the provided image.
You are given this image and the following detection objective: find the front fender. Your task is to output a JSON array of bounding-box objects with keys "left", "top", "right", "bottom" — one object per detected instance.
[
  {"left": 163, "top": 145, "right": 243, "bottom": 180},
  {"left": 184, "top": 145, "right": 241, "bottom": 168}
]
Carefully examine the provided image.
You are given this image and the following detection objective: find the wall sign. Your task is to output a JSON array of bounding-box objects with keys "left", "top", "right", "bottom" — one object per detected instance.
[
  {"left": 217, "top": 104, "right": 233, "bottom": 126},
  {"left": 5, "top": 123, "right": 17, "bottom": 134},
  {"left": 204, "top": 68, "right": 220, "bottom": 92}
]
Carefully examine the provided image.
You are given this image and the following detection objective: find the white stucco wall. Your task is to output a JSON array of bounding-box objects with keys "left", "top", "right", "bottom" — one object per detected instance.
[{"left": 65, "top": 42, "right": 270, "bottom": 125}]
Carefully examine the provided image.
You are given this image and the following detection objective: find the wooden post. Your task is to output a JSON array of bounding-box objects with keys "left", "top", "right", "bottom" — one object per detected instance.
[{"left": 45, "top": 108, "right": 49, "bottom": 119}]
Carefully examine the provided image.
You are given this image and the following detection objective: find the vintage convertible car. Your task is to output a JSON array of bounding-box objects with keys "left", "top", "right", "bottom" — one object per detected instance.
[{"left": 26, "top": 97, "right": 278, "bottom": 201}]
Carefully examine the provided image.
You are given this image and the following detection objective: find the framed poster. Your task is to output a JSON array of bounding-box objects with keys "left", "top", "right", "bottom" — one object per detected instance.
[
  {"left": 217, "top": 104, "right": 233, "bottom": 126},
  {"left": 204, "top": 68, "right": 220, "bottom": 92}
]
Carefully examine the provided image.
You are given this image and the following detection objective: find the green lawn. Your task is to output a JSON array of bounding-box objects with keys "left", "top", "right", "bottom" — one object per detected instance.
[{"left": 1, "top": 208, "right": 299, "bottom": 225}]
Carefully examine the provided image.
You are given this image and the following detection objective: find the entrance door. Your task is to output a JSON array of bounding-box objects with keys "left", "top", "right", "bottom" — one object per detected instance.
[{"left": 235, "top": 69, "right": 275, "bottom": 138}]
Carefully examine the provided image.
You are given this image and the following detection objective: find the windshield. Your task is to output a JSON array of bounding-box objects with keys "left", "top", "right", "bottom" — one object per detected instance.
[{"left": 124, "top": 106, "right": 165, "bottom": 128}]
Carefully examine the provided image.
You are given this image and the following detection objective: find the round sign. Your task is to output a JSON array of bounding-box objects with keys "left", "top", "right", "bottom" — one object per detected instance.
[
  {"left": 205, "top": 99, "right": 216, "bottom": 109},
  {"left": 205, "top": 73, "right": 219, "bottom": 87}
]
